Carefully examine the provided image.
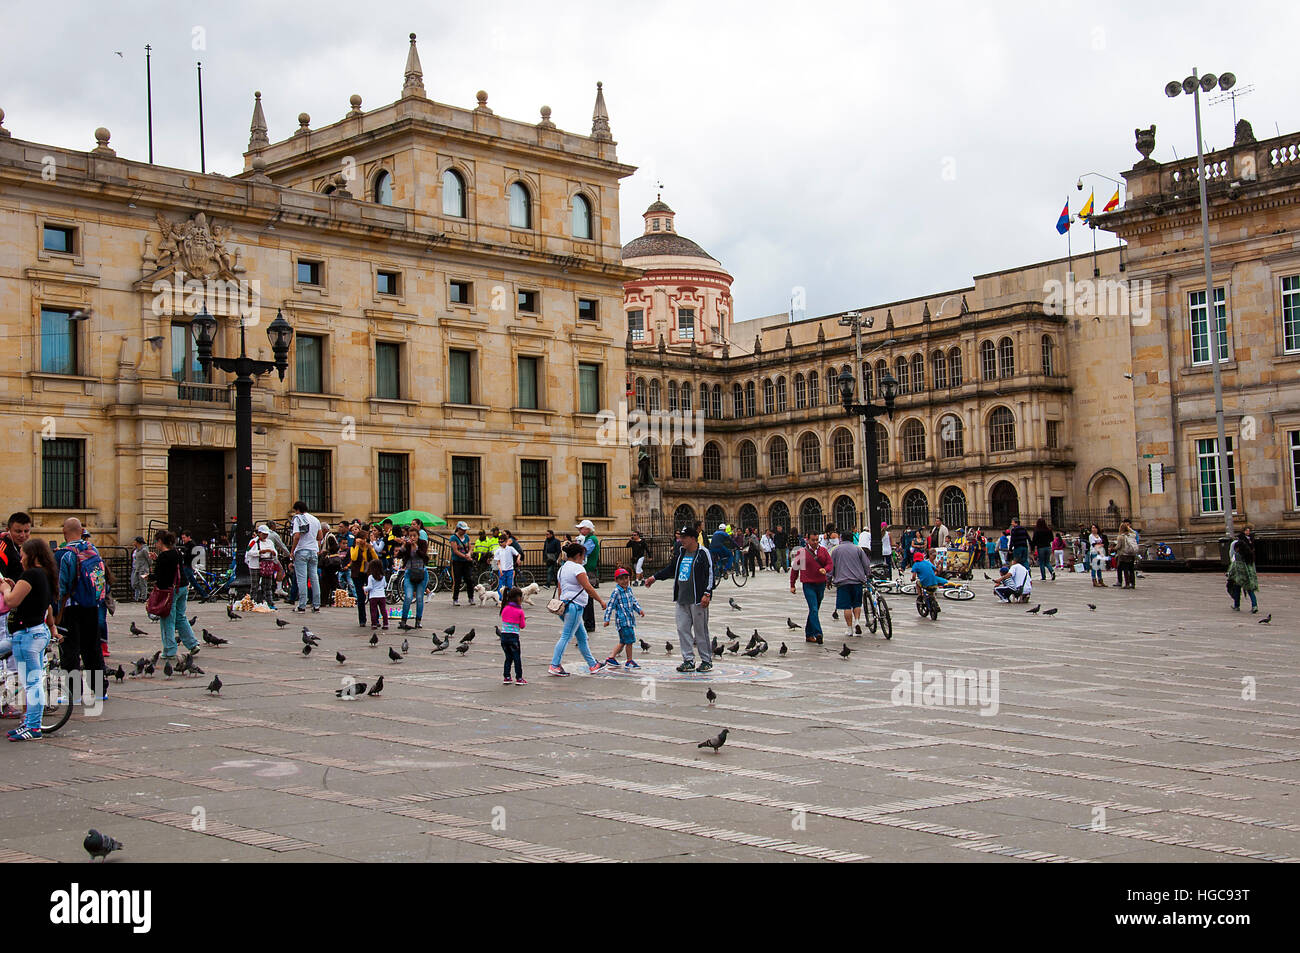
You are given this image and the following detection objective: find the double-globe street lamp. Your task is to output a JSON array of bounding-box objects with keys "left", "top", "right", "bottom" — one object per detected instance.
[
  {"left": 837, "top": 366, "right": 897, "bottom": 567},
  {"left": 191, "top": 305, "right": 294, "bottom": 591}
]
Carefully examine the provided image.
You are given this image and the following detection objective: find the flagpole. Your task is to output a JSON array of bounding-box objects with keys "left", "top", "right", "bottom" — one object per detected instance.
[
  {"left": 145, "top": 44, "right": 154, "bottom": 164},
  {"left": 1066, "top": 196, "right": 1072, "bottom": 268},
  {"left": 197, "top": 61, "right": 206, "bottom": 174},
  {"left": 1092, "top": 223, "right": 1098, "bottom": 277}
]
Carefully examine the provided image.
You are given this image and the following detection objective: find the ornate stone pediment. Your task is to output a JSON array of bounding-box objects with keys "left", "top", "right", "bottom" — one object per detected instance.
[{"left": 146, "top": 212, "right": 244, "bottom": 280}]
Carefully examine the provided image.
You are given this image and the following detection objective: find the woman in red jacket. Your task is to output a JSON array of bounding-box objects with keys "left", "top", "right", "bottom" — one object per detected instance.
[{"left": 790, "top": 525, "right": 833, "bottom": 644}]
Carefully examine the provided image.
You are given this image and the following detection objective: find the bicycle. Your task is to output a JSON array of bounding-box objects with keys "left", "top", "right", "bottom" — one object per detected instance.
[
  {"left": 941, "top": 581, "right": 976, "bottom": 601},
  {"left": 863, "top": 585, "right": 893, "bottom": 640},
  {"left": 711, "top": 551, "right": 748, "bottom": 588},
  {"left": 916, "top": 586, "right": 941, "bottom": 620},
  {"left": 476, "top": 567, "right": 537, "bottom": 591},
  {"left": 189, "top": 563, "right": 236, "bottom": 604},
  {"left": 0, "top": 632, "right": 73, "bottom": 734}
]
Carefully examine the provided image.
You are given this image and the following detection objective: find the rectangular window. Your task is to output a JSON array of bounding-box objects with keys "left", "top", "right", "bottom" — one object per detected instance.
[
  {"left": 578, "top": 298, "right": 598, "bottom": 322},
  {"left": 1196, "top": 436, "right": 1237, "bottom": 514},
  {"left": 377, "top": 452, "right": 409, "bottom": 513},
  {"left": 517, "top": 356, "right": 539, "bottom": 409},
  {"left": 450, "top": 280, "right": 472, "bottom": 305},
  {"left": 581, "top": 462, "right": 608, "bottom": 518},
  {"left": 298, "top": 449, "right": 332, "bottom": 513},
  {"left": 1292, "top": 431, "right": 1300, "bottom": 509},
  {"left": 521, "top": 459, "right": 549, "bottom": 517},
  {"left": 449, "top": 349, "right": 472, "bottom": 404},
  {"left": 43, "top": 225, "right": 75, "bottom": 253},
  {"left": 171, "top": 322, "right": 211, "bottom": 385},
  {"left": 376, "top": 270, "right": 400, "bottom": 296},
  {"left": 1046, "top": 420, "right": 1060, "bottom": 450},
  {"left": 295, "top": 334, "right": 323, "bottom": 394},
  {"left": 40, "top": 307, "right": 77, "bottom": 375},
  {"left": 297, "top": 260, "right": 322, "bottom": 286},
  {"left": 578, "top": 363, "right": 600, "bottom": 414},
  {"left": 41, "top": 438, "right": 85, "bottom": 508},
  {"left": 628, "top": 309, "right": 645, "bottom": 342},
  {"left": 1283, "top": 275, "right": 1300, "bottom": 354},
  {"left": 678, "top": 307, "right": 695, "bottom": 340},
  {"left": 1189, "top": 287, "right": 1228, "bottom": 366},
  {"left": 451, "top": 457, "right": 481, "bottom": 514},
  {"left": 517, "top": 289, "right": 539, "bottom": 313},
  {"left": 375, "top": 342, "right": 401, "bottom": 400}
]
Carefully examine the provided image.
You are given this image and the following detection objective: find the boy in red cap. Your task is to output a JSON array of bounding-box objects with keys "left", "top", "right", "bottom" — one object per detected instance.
[{"left": 602, "top": 567, "right": 645, "bottom": 669}]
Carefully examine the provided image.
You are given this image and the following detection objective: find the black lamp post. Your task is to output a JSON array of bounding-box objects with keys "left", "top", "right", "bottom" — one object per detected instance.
[
  {"left": 838, "top": 366, "right": 897, "bottom": 568},
  {"left": 192, "top": 306, "right": 294, "bottom": 591}
]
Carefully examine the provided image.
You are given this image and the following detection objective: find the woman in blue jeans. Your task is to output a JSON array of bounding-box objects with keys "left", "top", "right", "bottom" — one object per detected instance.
[
  {"left": 549, "top": 544, "right": 607, "bottom": 676},
  {"left": 154, "top": 533, "right": 200, "bottom": 658},
  {"left": 396, "top": 530, "right": 429, "bottom": 629},
  {"left": 0, "top": 538, "right": 59, "bottom": 741}
]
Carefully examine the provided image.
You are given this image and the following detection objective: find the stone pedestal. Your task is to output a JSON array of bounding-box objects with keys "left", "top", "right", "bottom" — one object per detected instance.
[{"left": 632, "top": 484, "right": 662, "bottom": 533}]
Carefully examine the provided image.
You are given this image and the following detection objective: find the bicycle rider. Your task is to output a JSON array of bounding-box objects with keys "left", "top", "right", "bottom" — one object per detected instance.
[
  {"left": 709, "top": 523, "right": 738, "bottom": 576},
  {"left": 910, "top": 549, "right": 948, "bottom": 603}
]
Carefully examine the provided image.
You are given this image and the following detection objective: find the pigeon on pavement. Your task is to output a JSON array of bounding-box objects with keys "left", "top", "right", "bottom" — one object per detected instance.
[
  {"left": 1026, "top": 605, "right": 1041, "bottom": 614},
  {"left": 301, "top": 644, "right": 312, "bottom": 657},
  {"left": 388, "top": 646, "right": 403, "bottom": 662},
  {"left": 368, "top": 633, "right": 379, "bottom": 647},
  {"left": 112, "top": 665, "right": 125, "bottom": 682},
  {"left": 275, "top": 618, "right": 289, "bottom": 627},
  {"left": 336, "top": 651, "right": 346, "bottom": 664},
  {"left": 697, "top": 728, "right": 729, "bottom": 752},
  {"left": 1087, "top": 604, "right": 1097, "bottom": 611},
  {"left": 459, "top": 629, "right": 476, "bottom": 644},
  {"left": 455, "top": 643, "right": 470, "bottom": 655},
  {"left": 1259, "top": 614, "right": 1272, "bottom": 624},
  {"left": 227, "top": 604, "right": 240, "bottom": 620},
  {"left": 83, "top": 829, "right": 123, "bottom": 861},
  {"left": 401, "top": 638, "right": 409, "bottom": 655},
  {"left": 202, "top": 630, "right": 227, "bottom": 646},
  {"left": 786, "top": 618, "right": 800, "bottom": 630},
  {"left": 367, "top": 675, "right": 385, "bottom": 696},
  {"left": 1043, "top": 608, "right": 1058, "bottom": 616},
  {"left": 206, "top": 674, "right": 222, "bottom": 695},
  {"left": 728, "top": 598, "right": 741, "bottom": 611},
  {"left": 129, "top": 621, "right": 147, "bottom": 636},
  {"left": 779, "top": 642, "right": 788, "bottom": 656},
  {"left": 335, "top": 681, "right": 367, "bottom": 698},
  {"left": 839, "top": 643, "right": 852, "bottom": 659},
  {"left": 665, "top": 641, "right": 674, "bottom": 654},
  {"left": 639, "top": 639, "right": 650, "bottom": 653},
  {"left": 705, "top": 687, "right": 717, "bottom": 704}
]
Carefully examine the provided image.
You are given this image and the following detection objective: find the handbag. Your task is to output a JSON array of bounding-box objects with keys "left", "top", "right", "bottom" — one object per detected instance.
[
  {"left": 145, "top": 567, "right": 181, "bottom": 617},
  {"left": 546, "top": 581, "right": 577, "bottom": 616}
]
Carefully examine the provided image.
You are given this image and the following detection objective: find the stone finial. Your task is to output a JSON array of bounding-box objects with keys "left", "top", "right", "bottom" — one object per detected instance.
[
  {"left": 785, "top": 329, "right": 793, "bottom": 348},
  {"left": 922, "top": 302, "right": 932, "bottom": 321},
  {"left": 537, "top": 105, "right": 556, "bottom": 130},
  {"left": 331, "top": 172, "right": 352, "bottom": 199},
  {"left": 1234, "top": 118, "right": 1256, "bottom": 146},
  {"left": 347, "top": 93, "right": 363, "bottom": 118},
  {"left": 474, "top": 90, "right": 493, "bottom": 114},
  {"left": 92, "top": 127, "right": 116, "bottom": 156},
  {"left": 402, "top": 32, "right": 426, "bottom": 99},
  {"left": 885, "top": 309, "right": 895, "bottom": 330},
  {"left": 753, "top": 333, "right": 762, "bottom": 355},
  {"left": 816, "top": 323, "right": 826, "bottom": 343},
  {"left": 591, "top": 81, "right": 612, "bottom": 141},
  {"left": 249, "top": 155, "right": 271, "bottom": 184},
  {"left": 1134, "top": 124, "right": 1157, "bottom": 166},
  {"left": 0, "top": 107, "right": 10, "bottom": 138},
  {"left": 248, "top": 91, "right": 270, "bottom": 150},
  {"left": 294, "top": 112, "right": 311, "bottom": 137}
]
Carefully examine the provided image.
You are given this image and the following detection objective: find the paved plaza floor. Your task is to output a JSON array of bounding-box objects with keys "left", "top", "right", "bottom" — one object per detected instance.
[{"left": 1, "top": 567, "right": 1296, "bottom": 863}]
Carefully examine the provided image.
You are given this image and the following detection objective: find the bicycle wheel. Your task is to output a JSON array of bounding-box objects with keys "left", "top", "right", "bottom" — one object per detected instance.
[
  {"left": 515, "top": 569, "right": 535, "bottom": 589},
  {"left": 40, "top": 668, "right": 73, "bottom": 735},
  {"left": 943, "top": 587, "right": 975, "bottom": 601},
  {"left": 477, "top": 571, "right": 496, "bottom": 589},
  {"left": 899, "top": 580, "right": 917, "bottom": 595},
  {"left": 877, "top": 597, "right": 892, "bottom": 640},
  {"left": 864, "top": 597, "right": 878, "bottom": 634},
  {"left": 928, "top": 596, "right": 941, "bottom": 620},
  {"left": 915, "top": 594, "right": 929, "bottom": 618},
  {"left": 731, "top": 568, "right": 748, "bottom": 588},
  {"left": 427, "top": 568, "right": 443, "bottom": 594}
]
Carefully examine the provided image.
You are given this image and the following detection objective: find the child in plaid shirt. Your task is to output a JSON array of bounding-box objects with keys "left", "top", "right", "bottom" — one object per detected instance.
[{"left": 602, "top": 567, "right": 645, "bottom": 668}]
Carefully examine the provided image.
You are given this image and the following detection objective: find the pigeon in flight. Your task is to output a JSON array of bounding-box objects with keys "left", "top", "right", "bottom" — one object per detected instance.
[
  {"left": 84, "top": 829, "right": 123, "bottom": 861},
  {"left": 697, "top": 728, "right": 729, "bottom": 752}
]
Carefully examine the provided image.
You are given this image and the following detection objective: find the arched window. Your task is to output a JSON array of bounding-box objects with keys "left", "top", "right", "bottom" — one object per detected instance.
[
  {"left": 808, "top": 370, "right": 819, "bottom": 407},
  {"left": 875, "top": 359, "right": 888, "bottom": 393},
  {"left": 874, "top": 421, "right": 890, "bottom": 466},
  {"left": 980, "top": 340, "right": 997, "bottom": 381},
  {"left": 571, "top": 193, "right": 592, "bottom": 239},
  {"left": 794, "top": 373, "right": 807, "bottom": 409},
  {"left": 711, "top": 385, "right": 722, "bottom": 420},
  {"left": 863, "top": 362, "right": 874, "bottom": 400},
  {"left": 441, "top": 169, "right": 465, "bottom": 217},
  {"left": 670, "top": 444, "right": 690, "bottom": 480},
  {"left": 702, "top": 441, "right": 722, "bottom": 481},
  {"left": 739, "top": 440, "right": 758, "bottom": 479},
  {"left": 769, "top": 436, "right": 789, "bottom": 476},
  {"left": 831, "top": 428, "right": 854, "bottom": 469},
  {"left": 668, "top": 380, "right": 678, "bottom": 412},
  {"left": 827, "top": 367, "right": 838, "bottom": 404},
  {"left": 932, "top": 351, "right": 947, "bottom": 389},
  {"left": 680, "top": 381, "right": 692, "bottom": 412},
  {"left": 833, "top": 496, "right": 857, "bottom": 536},
  {"left": 648, "top": 379, "right": 661, "bottom": 412},
  {"left": 903, "top": 489, "right": 930, "bottom": 527},
  {"left": 998, "top": 336, "right": 1015, "bottom": 378},
  {"left": 732, "top": 383, "right": 744, "bottom": 418},
  {"left": 763, "top": 379, "right": 775, "bottom": 415},
  {"left": 745, "top": 381, "right": 756, "bottom": 417},
  {"left": 634, "top": 377, "right": 646, "bottom": 411},
  {"left": 911, "top": 353, "right": 924, "bottom": 392},
  {"left": 673, "top": 504, "right": 695, "bottom": 528},
  {"left": 768, "top": 500, "right": 791, "bottom": 532},
  {"left": 875, "top": 492, "right": 893, "bottom": 526},
  {"left": 374, "top": 170, "right": 394, "bottom": 206},
  {"left": 776, "top": 376, "right": 788, "bottom": 413},
  {"left": 738, "top": 504, "right": 758, "bottom": 530},
  {"left": 799, "top": 432, "right": 821, "bottom": 473},
  {"left": 894, "top": 356, "right": 910, "bottom": 394},
  {"left": 939, "top": 486, "right": 968, "bottom": 529},
  {"left": 901, "top": 418, "right": 926, "bottom": 462},
  {"left": 939, "top": 414, "right": 964, "bottom": 458},
  {"left": 1041, "top": 334, "right": 1055, "bottom": 376},
  {"left": 799, "top": 498, "right": 824, "bottom": 537},
  {"left": 508, "top": 181, "right": 532, "bottom": 229},
  {"left": 948, "top": 347, "right": 963, "bottom": 386},
  {"left": 988, "top": 406, "right": 1016, "bottom": 453},
  {"left": 705, "top": 504, "right": 727, "bottom": 529}
]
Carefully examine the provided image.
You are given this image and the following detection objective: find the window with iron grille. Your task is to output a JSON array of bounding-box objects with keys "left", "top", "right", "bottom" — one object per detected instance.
[
  {"left": 875, "top": 422, "right": 890, "bottom": 466},
  {"left": 939, "top": 486, "right": 967, "bottom": 529},
  {"left": 799, "top": 499, "right": 824, "bottom": 537},
  {"left": 832, "top": 496, "right": 857, "bottom": 535},
  {"left": 671, "top": 444, "right": 690, "bottom": 480},
  {"left": 901, "top": 419, "right": 926, "bottom": 462},
  {"left": 776, "top": 376, "right": 787, "bottom": 412},
  {"left": 932, "top": 351, "right": 947, "bottom": 389},
  {"left": 998, "top": 337, "right": 1015, "bottom": 378},
  {"left": 948, "top": 348, "right": 963, "bottom": 386},
  {"left": 40, "top": 307, "right": 77, "bottom": 375},
  {"left": 452, "top": 456, "right": 481, "bottom": 514},
  {"left": 799, "top": 433, "right": 821, "bottom": 473},
  {"left": 378, "top": 452, "right": 409, "bottom": 513},
  {"left": 903, "top": 489, "right": 929, "bottom": 527},
  {"left": 739, "top": 441, "right": 757, "bottom": 479},
  {"left": 702, "top": 443, "right": 722, "bottom": 480},
  {"left": 763, "top": 379, "right": 775, "bottom": 414},
  {"left": 794, "top": 374, "right": 806, "bottom": 409},
  {"left": 41, "top": 438, "right": 84, "bottom": 508},
  {"left": 832, "top": 429, "right": 854, "bottom": 469},
  {"left": 298, "top": 449, "right": 332, "bottom": 513},
  {"left": 980, "top": 341, "right": 996, "bottom": 381},
  {"left": 769, "top": 437, "right": 789, "bottom": 476},
  {"left": 940, "top": 415, "right": 964, "bottom": 458},
  {"left": 768, "top": 501, "right": 790, "bottom": 531},
  {"left": 988, "top": 407, "right": 1016, "bottom": 453},
  {"left": 1046, "top": 419, "right": 1060, "bottom": 449},
  {"left": 521, "top": 459, "right": 549, "bottom": 517}
]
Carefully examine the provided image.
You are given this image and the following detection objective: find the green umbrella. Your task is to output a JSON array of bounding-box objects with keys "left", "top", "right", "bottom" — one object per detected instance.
[{"left": 386, "top": 509, "right": 446, "bottom": 527}]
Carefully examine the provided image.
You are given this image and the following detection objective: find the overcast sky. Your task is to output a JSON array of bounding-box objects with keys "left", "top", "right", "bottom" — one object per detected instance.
[{"left": 4, "top": 1, "right": 1295, "bottom": 321}]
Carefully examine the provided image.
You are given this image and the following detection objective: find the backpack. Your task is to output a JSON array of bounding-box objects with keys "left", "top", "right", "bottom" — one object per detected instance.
[{"left": 64, "top": 542, "right": 108, "bottom": 608}]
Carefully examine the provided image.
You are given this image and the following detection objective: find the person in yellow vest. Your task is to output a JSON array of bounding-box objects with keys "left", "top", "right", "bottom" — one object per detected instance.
[{"left": 471, "top": 530, "right": 495, "bottom": 578}]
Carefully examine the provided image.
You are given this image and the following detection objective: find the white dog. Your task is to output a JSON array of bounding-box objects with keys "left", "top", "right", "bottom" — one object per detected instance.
[
  {"left": 474, "top": 584, "right": 501, "bottom": 607},
  {"left": 520, "top": 582, "right": 541, "bottom": 605}
]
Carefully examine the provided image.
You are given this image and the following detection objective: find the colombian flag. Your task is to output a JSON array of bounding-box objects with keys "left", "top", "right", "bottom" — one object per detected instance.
[
  {"left": 1103, "top": 188, "right": 1120, "bottom": 212},
  {"left": 1078, "top": 191, "right": 1095, "bottom": 221},
  {"left": 1055, "top": 201, "right": 1070, "bottom": 235}
]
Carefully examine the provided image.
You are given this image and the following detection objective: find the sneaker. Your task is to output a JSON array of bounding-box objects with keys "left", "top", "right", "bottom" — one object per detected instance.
[
  {"left": 295, "top": 606, "right": 307, "bottom": 613},
  {"left": 101, "top": 646, "right": 110, "bottom": 658},
  {"left": 697, "top": 661, "right": 713, "bottom": 673},
  {"left": 675, "top": 660, "right": 696, "bottom": 673},
  {"left": 0, "top": 706, "right": 21, "bottom": 720},
  {"left": 311, "top": 607, "right": 320, "bottom": 612},
  {"left": 415, "top": 622, "right": 423, "bottom": 629},
  {"left": 7, "top": 726, "right": 40, "bottom": 741},
  {"left": 548, "top": 665, "right": 570, "bottom": 677},
  {"left": 1251, "top": 607, "right": 1259, "bottom": 614},
  {"left": 625, "top": 659, "right": 640, "bottom": 669},
  {"left": 515, "top": 678, "right": 527, "bottom": 685},
  {"left": 452, "top": 601, "right": 460, "bottom": 608},
  {"left": 588, "top": 662, "right": 606, "bottom": 674},
  {"left": 604, "top": 657, "right": 621, "bottom": 667},
  {"left": 371, "top": 624, "right": 378, "bottom": 630},
  {"left": 503, "top": 676, "right": 513, "bottom": 684}
]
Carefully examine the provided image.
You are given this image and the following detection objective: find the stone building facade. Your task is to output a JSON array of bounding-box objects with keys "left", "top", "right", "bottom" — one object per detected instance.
[{"left": 0, "top": 35, "right": 638, "bottom": 544}]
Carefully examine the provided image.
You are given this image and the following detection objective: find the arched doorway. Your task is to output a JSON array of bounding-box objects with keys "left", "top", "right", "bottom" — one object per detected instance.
[
  {"left": 939, "top": 486, "right": 968, "bottom": 529},
  {"left": 672, "top": 504, "right": 696, "bottom": 529},
  {"left": 738, "top": 503, "right": 759, "bottom": 531},
  {"left": 768, "top": 501, "right": 790, "bottom": 533},
  {"left": 704, "top": 504, "right": 727, "bottom": 531},
  {"left": 903, "top": 489, "right": 929, "bottom": 528},
  {"left": 989, "top": 481, "right": 1019, "bottom": 530},
  {"left": 798, "top": 498, "right": 824, "bottom": 538},
  {"left": 832, "top": 495, "right": 857, "bottom": 536}
]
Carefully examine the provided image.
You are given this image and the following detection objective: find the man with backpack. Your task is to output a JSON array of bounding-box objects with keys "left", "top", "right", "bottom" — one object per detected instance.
[{"left": 56, "top": 517, "right": 107, "bottom": 702}]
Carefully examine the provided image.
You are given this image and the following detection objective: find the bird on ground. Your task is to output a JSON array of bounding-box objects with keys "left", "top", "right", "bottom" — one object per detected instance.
[
  {"left": 1026, "top": 605, "right": 1041, "bottom": 615},
  {"left": 786, "top": 618, "right": 800, "bottom": 630},
  {"left": 832, "top": 610, "right": 839, "bottom": 621},
  {"left": 336, "top": 651, "right": 346, "bottom": 664},
  {"left": 275, "top": 618, "right": 289, "bottom": 628},
  {"left": 368, "top": 633, "right": 379, "bottom": 647},
  {"left": 113, "top": 665, "right": 125, "bottom": 682},
  {"left": 174, "top": 655, "right": 189, "bottom": 675},
  {"left": 202, "top": 630, "right": 227, "bottom": 646},
  {"left": 84, "top": 829, "right": 123, "bottom": 861},
  {"left": 388, "top": 646, "right": 403, "bottom": 663},
  {"left": 779, "top": 643, "right": 788, "bottom": 656},
  {"left": 131, "top": 659, "right": 146, "bottom": 677},
  {"left": 1043, "top": 608, "right": 1058, "bottom": 616},
  {"left": 226, "top": 604, "right": 240, "bottom": 620},
  {"left": 839, "top": 644, "right": 852, "bottom": 659},
  {"left": 665, "top": 642, "right": 674, "bottom": 654},
  {"left": 206, "top": 674, "right": 222, "bottom": 695},
  {"left": 430, "top": 641, "right": 448, "bottom": 654},
  {"left": 151, "top": 650, "right": 161, "bottom": 665},
  {"left": 1087, "top": 604, "right": 1097, "bottom": 611},
  {"left": 1259, "top": 614, "right": 1272, "bottom": 624},
  {"left": 443, "top": 625, "right": 456, "bottom": 637},
  {"left": 494, "top": 626, "right": 502, "bottom": 637},
  {"left": 639, "top": 639, "right": 650, "bottom": 653},
  {"left": 335, "top": 681, "right": 367, "bottom": 698},
  {"left": 368, "top": 676, "right": 385, "bottom": 697},
  {"left": 698, "top": 728, "right": 729, "bottom": 752},
  {"left": 163, "top": 660, "right": 174, "bottom": 677},
  {"left": 143, "top": 662, "right": 155, "bottom": 677},
  {"left": 742, "top": 645, "right": 762, "bottom": 658},
  {"left": 129, "top": 621, "right": 147, "bottom": 636},
  {"left": 757, "top": 642, "right": 769, "bottom": 655},
  {"left": 727, "top": 643, "right": 739, "bottom": 654},
  {"left": 460, "top": 629, "right": 477, "bottom": 644},
  {"left": 725, "top": 627, "right": 737, "bottom": 640},
  {"left": 706, "top": 687, "right": 717, "bottom": 704},
  {"left": 188, "top": 616, "right": 197, "bottom": 627},
  {"left": 983, "top": 573, "right": 992, "bottom": 581},
  {"left": 301, "top": 644, "right": 312, "bottom": 657},
  {"left": 401, "top": 638, "right": 409, "bottom": 655},
  {"left": 728, "top": 598, "right": 742, "bottom": 611},
  {"left": 455, "top": 643, "right": 470, "bottom": 655},
  {"left": 712, "top": 639, "right": 723, "bottom": 657},
  {"left": 302, "top": 631, "right": 320, "bottom": 647},
  {"left": 188, "top": 662, "right": 205, "bottom": 676},
  {"left": 746, "top": 632, "right": 760, "bottom": 650}
]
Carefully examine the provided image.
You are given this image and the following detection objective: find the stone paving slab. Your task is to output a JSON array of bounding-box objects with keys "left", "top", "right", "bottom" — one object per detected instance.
[{"left": 1, "top": 569, "right": 1296, "bottom": 862}]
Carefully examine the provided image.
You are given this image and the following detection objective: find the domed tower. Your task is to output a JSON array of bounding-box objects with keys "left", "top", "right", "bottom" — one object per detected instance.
[{"left": 622, "top": 197, "right": 733, "bottom": 355}]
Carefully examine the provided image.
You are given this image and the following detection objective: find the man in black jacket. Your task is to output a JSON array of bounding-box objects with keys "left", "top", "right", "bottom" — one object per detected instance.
[
  {"left": 1008, "top": 518, "right": 1031, "bottom": 569},
  {"left": 774, "top": 525, "right": 789, "bottom": 572},
  {"left": 645, "top": 526, "right": 715, "bottom": 673}
]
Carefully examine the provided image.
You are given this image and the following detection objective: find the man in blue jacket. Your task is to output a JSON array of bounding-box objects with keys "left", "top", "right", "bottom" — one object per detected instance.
[{"left": 646, "top": 525, "right": 715, "bottom": 673}]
